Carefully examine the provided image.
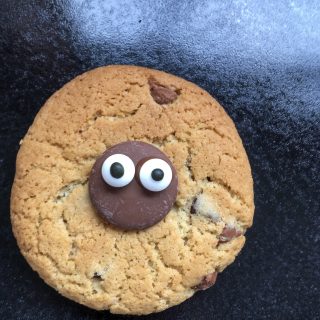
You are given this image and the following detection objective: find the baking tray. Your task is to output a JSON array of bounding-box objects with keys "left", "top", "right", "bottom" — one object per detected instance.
[{"left": 0, "top": 1, "right": 319, "bottom": 319}]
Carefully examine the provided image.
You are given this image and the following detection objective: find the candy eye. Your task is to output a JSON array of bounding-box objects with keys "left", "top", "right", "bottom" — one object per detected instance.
[
  {"left": 139, "top": 158, "right": 173, "bottom": 192},
  {"left": 101, "top": 154, "right": 135, "bottom": 188}
]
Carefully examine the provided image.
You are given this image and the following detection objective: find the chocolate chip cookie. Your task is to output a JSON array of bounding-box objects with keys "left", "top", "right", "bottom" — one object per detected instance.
[{"left": 11, "top": 65, "right": 254, "bottom": 315}]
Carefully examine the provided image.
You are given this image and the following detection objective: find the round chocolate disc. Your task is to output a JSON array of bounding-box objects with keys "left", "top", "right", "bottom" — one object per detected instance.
[{"left": 89, "top": 141, "right": 178, "bottom": 230}]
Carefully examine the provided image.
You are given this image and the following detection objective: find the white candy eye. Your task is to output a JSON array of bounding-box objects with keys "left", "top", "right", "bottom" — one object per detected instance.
[
  {"left": 139, "top": 158, "right": 172, "bottom": 192},
  {"left": 101, "top": 154, "right": 135, "bottom": 188}
]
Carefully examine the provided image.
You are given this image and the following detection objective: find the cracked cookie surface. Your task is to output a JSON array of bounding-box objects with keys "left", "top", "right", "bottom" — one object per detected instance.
[{"left": 11, "top": 65, "right": 254, "bottom": 315}]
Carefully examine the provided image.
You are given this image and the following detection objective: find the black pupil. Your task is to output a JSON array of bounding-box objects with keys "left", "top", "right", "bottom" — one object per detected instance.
[
  {"left": 110, "top": 162, "right": 124, "bottom": 179},
  {"left": 151, "top": 168, "right": 164, "bottom": 181}
]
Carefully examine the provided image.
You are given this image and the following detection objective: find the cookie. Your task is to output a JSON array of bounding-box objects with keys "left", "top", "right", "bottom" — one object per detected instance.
[{"left": 11, "top": 65, "right": 254, "bottom": 315}]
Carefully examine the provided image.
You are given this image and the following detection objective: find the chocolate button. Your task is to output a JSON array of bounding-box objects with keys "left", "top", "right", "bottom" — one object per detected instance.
[{"left": 89, "top": 141, "right": 178, "bottom": 230}]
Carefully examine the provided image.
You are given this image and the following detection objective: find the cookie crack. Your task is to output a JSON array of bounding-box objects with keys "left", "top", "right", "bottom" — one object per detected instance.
[
  {"left": 53, "top": 178, "right": 88, "bottom": 203},
  {"left": 186, "top": 145, "right": 195, "bottom": 181},
  {"left": 194, "top": 125, "right": 231, "bottom": 142},
  {"left": 79, "top": 103, "right": 144, "bottom": 136},
  {"left": 27, "top": 137, "right": 77, "bottom": 166},
  {"left": 34, "top": 216, "right": 73, "bottom": 277},
  {"left": 135, "top": 235, "right": 165, "bottom": 302},
  {"left": 59, "top": 210, "right": 78, "bottom": 261},
  {"left": 202, "top": 178, "right": 249, "bottom": 209},
  {"left": 221, "top": 152, "right": 239, "bottom": 161},
  {"left": 153, "top": 242, "right": 185, "bottom": 280},
  {"left": 126, "top": 80, "right": 144, "bottom": 88}
]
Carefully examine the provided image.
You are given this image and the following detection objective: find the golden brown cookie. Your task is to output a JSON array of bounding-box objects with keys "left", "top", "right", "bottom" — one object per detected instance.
[{"left": 11, "top": 65, "right": 254, "bottom": 315}]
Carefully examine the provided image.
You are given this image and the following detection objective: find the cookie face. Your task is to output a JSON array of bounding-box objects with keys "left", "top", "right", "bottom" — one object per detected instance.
[
  {"left": 11, "top": 65, "right": 254, "bottom": 315},
  {"left": 89, "top": 141, "right": 178, "bottom": 230}
]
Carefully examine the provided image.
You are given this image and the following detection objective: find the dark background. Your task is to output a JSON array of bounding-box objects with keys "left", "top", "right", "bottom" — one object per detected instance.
[{"left": 0, "top": 0, "right": 319, "bottom": 319}]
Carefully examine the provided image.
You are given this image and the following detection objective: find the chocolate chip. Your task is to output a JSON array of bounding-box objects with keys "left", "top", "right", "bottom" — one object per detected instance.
[
  {"left": 219, "top": 226, "right": 242, "bottom": 243},
  {"left": 190, "top": 197, "right": 197, "bottom": 214},
  {"left": 193, "top": 272, "right": 217, "bottom": 290},
  {"left": 148, "top": 77, "right": 178, "bottom": 104},
  {"left": 92, "top": 272, "right": 103, "bottom": 281}
]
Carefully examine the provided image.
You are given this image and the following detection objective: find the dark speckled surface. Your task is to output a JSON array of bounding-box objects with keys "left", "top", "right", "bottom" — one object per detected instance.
[{"left": 0, "top": 1, "right": 319, "bottom": 319}]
